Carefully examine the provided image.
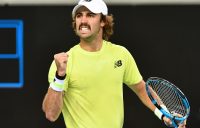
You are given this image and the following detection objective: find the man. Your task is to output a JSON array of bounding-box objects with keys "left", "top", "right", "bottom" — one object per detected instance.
[{"left": 42, "top": 0, "right": 186, "bottom": 127}]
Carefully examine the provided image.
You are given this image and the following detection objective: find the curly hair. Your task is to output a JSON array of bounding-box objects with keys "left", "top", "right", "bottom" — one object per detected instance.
[{"left": 72, "top": 14, "right": 114, "bottom": 41}]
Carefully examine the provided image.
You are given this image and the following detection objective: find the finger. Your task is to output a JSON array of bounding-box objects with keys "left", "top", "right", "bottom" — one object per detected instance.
[
  {"left": 54, "top": 53, "right": 68, "bottom": 61},
  {"left": 171, "top": 112, "right": 187, "bottom": 127},
  {"left": 163, "top": 116, "right": 172, "bottom": 126},
  {"left": 178, "top": 124, "right": 186, "bottom": 128},
  {"left": 179, "top": 120, "right": 187, "bottom": 128}
]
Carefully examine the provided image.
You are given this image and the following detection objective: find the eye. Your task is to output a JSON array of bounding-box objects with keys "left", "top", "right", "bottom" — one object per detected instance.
[
  {"left": 75, "top": 13, "right": 82, "bottom": 18},
  {"left": 87, "top": 13, "right": 96, "bottom": 17}
]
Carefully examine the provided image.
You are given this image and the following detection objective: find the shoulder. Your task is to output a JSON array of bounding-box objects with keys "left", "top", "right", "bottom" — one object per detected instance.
[
  {"left": 66, "top": 44, "right": 79, "bottom": 55},
  {"left": 104, "top": 40, "right": 128, "bottom": 53},
  {"left": 105, "top": 41, "right": 135, "bottom": 61},
  {"left": 105, "top": 41, "right": 132, "bottom": 59}
]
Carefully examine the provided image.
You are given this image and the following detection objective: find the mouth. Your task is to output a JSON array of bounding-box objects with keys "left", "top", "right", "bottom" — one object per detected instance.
[{"left": 79, "top": 25, "right": 90, "bottom": 32}]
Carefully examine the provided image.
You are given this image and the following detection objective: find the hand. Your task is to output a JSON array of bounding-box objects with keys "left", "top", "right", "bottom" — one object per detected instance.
[
  {"left": 178, "top": 121, "right": 186, "bottom": 128},
  {"left": 163, "top": 116, "right": 173, "bottom": 126},
  {"left": 163, "top": 113, "right": 187, "bottom": 128},
  {"left": 174, "top": 112, "right": 187, "bottom": 128},
  {"left": 54, "top": 52, "right": 68, "bottom": 76}
]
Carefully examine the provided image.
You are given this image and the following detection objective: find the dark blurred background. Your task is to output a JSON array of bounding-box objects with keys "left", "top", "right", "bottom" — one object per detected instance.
[{"left": 0, "top": 1, "right": 200, "bottom": 128}]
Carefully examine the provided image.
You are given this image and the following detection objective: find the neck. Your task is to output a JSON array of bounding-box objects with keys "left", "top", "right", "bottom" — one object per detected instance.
[{"left": 80, "top": 38, "right": 103, "bottom": 52}]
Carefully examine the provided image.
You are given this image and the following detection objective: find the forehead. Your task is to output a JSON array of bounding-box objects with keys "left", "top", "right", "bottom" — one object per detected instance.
[{"left": 76, "top": 6, "right": 92, "bottom": 14}]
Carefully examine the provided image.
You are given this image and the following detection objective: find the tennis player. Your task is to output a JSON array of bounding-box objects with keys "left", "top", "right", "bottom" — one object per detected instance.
[{"left": 42, "top": 0, "right": 186, "bottom": 127}]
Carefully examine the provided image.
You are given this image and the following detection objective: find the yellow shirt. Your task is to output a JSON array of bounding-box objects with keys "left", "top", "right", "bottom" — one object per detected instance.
[{"left": 48, "top": 40, "right": 142, "bottom": 128}]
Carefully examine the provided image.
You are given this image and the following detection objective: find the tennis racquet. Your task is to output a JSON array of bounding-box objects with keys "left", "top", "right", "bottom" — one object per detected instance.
[{"left": 145, "top": 77, "right": 190, "bottom": 128}]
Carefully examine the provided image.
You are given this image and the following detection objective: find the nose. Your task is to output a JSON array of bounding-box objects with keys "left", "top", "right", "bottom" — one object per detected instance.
[{"left": 81, "top": 15, "right": 87, "bottom": 23}]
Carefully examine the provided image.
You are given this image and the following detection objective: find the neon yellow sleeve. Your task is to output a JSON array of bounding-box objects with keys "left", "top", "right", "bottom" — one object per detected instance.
[{"left": 123, "top": 48, "right": 143, "bottom": 86}]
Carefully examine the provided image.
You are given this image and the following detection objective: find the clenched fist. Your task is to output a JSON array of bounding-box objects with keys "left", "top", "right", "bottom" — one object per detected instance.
[{"left": 54, "top": 52, "right": 69, "bottom": 76}]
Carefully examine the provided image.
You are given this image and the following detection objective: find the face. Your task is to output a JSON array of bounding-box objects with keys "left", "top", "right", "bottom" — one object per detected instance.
[{"left": 74, "top": 6, "right": 105, "bottom": 41}]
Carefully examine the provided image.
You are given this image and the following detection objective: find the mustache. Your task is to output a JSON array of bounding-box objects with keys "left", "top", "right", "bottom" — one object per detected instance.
[{"left": 79, "top": 23, "right": 91, "bottom": 30}]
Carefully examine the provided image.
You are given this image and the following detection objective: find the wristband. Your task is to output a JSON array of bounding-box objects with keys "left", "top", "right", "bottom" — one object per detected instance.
[
  {"left": 50, "top": 82, "right": 64, "bottom": 92},
  {"left": 56, "top": 71, "right": 66, "bottom": 80},
  {"left": 50, "top": 71, "right": 66, "bottom": 92},
  {"left": 154, "top": 108, "right": 163, "bottom": 120}
]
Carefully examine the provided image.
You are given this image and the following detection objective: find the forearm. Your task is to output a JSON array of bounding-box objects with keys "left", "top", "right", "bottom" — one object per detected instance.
[
  {"left": 130, "top": 80, "right": 156, "bottom": 112},
  {"left": 43, "top": 52, "right": 68, "bottom": 121},
  {"left": 42, "top": 88, "right": 64, "bottom": 122}
]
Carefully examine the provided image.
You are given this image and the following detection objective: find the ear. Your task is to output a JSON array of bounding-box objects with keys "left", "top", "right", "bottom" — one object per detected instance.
[{"left": 100, "top": 20, "right": 105, "bottom": 27}]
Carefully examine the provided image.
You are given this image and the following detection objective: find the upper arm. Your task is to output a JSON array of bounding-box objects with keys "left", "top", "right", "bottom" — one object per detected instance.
[
  {"left": 122, "top": 47, "right": 142, "bottom": 86},
  {"left": 129, "top": 80, "right": 146, "bottom": 95},
  {"left": 129, "top": 80, "right": 156, "bottom": 112}
]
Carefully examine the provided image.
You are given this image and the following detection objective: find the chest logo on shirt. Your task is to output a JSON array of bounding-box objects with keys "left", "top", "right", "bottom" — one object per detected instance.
[{"left": 114, "top": 60, "right": 122, "bottom": 68}]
